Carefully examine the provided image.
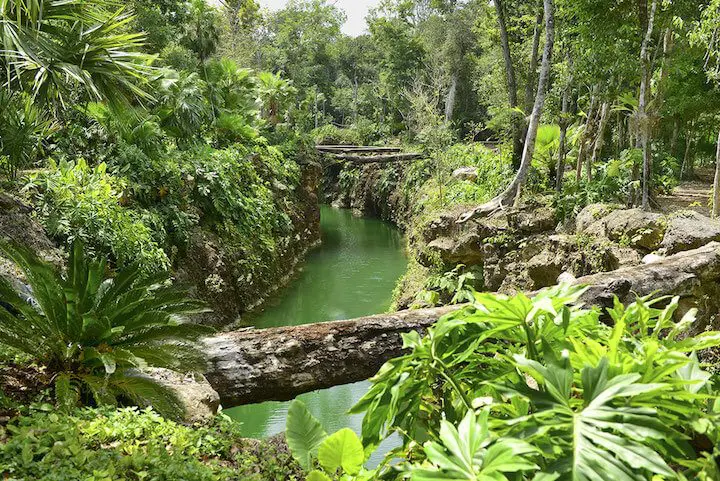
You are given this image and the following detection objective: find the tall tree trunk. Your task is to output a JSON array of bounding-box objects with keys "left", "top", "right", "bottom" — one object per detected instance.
[
  {"left": 445, "top": 71, "right": 459, "bottom": 122},
  {"left": 556, "top": 85, "right": 571, "bottom": 192},
  {"left": 353, "top": 76, "right": 359, "bottom": 124},
  {"left": 714, "top": 128, "right": 720, "bottom": 218},
  {"left": 495, "top": 0, "right": 523, "bottom": 169},
  {"left": 459, "top": 0, "right": 555, "bottom": 222},
  {"left": 589, "top": 101, "right": 611, "bottom": 180},
  {"left": 639, "top": 0, "right": 658, "bottom": 210},
  {"left": 681, "top": 132, "right": 695, "bottom": 180},
  {"left": 576, "top": 93, "right": 597, "bottom": 182},
  {"left": 524, "top": 2, "right": 544, "bottom": 114},
  {"left": 670, "top": 119, "right": 679, "bottom": 157}
]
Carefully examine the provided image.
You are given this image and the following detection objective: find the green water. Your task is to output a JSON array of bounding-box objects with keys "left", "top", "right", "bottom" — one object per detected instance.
[{"left": 225, "top": 206, "right": 407, "bottom": 463}]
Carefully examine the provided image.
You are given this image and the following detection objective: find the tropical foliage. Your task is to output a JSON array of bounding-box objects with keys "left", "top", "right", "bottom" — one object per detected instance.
[
  {"left": 0, "top": 241, "right": 211, "bottom": 417},
  {"left": 287, "top": 289, "right": 720, "bottom": 480},
  {"left": 0, "top": 406, "right": 302, "bottom": 480},
  {"left": 330, "top": 287, "right": 720, "bottom": 480}
]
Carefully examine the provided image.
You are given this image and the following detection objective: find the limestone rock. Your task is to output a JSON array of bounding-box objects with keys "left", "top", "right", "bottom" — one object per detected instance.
[
  {"left": 451, "top": 167, "right": 479, "bottom": 182},
  {"left": 586, "top": 209, "right": 666, "bottom": 250},
  {"left": 557, "top": 271, "right": 576, "bottom": 284},
  {"left": 527, "top": 250, "right": 566, "bottom": 288},
  {"left": 425, "top": 233, "right": 483, "bottom": 265},
  {"left": 607, "top": 245, "right": 643, "bottom": 270},
  {"left": 643, "top": 253, "right": 664, "bottom": 264},
  {"left": 510, "top": 206, "right": 556, "bottom": 235},
  {"left": 660, "top": 211, "right": 720, "bottom": 255},
  {"left": 576, "top": 203, "right": 620, "bottom": 234},
  {"left": 148, "top": 369, "right": 220, "bottom": 423}
]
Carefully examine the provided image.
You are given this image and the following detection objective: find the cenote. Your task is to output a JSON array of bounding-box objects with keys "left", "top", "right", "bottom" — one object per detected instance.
[{"left": 225, "top": 205, "right": 408, "bottom": 464}]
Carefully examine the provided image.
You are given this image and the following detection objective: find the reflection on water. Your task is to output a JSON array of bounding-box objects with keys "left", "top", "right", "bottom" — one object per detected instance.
[{"left": 224, "top": 206, "right": 408, "bottom": 466}]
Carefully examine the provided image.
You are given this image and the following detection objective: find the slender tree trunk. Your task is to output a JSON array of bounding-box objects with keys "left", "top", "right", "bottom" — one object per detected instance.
[
  {"left": 495, "top": 0, "right": 523, "bottom": 169},
  {"left": 353, "top": 76, "right": 359, "bottom": 124},
  {"left": 576, "top": 93, "right": 597, "bottom": 181},
  {"left": 714, "top": 128, "right": 720, "bottom": 218},
  {"left": 556, "top": 83, "right": 571, "bottom": 192},
  {"left": 589, "top": 101, "right": 611, "bottom": 180},
  {"left": 524, "top": 2, "right": 544, "bottom": 114},
  {"left": 639, "top": 0, "right": 658, "bottom": 210},
  {"left": 681, "top": 132, "right": 696, "bottom": 180},
  {"left": 445, "top": 71, "right": 459, "bottom": 122},
  {"left": 314, "top": 92, "right": 319, "bottom": 129},
  {"left": 670, "top": 119, "right": 679, "bottom": 157},
  {"left": 458, "top": 0, "right": 555, "bottom": 222}
]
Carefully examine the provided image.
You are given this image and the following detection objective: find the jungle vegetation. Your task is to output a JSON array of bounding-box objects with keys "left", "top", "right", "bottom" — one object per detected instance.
[{"left": 1, "top": 0, "right": 720, "bottom": 478}]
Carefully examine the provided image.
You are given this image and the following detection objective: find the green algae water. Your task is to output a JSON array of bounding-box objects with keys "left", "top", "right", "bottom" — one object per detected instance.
[{"left": 225, "top": 205, "right": 407, "bottom": 464}]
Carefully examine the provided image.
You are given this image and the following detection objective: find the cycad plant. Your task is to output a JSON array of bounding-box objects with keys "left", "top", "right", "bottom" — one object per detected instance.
[
  {"left": 0, "top": 0, "right": 153, "bottom": 107},
  {"left": 0, "top": 241, "right": 212, "bottom": 417},
  {"left": 0, "top": 91, "right": 56, "bottom": 179}
]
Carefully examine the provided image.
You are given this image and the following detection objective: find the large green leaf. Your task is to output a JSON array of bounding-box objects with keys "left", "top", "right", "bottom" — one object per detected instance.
[
  {"left": 317, "top": 428, "right": 365, "bottom": 475},
  {"left": 509, "top": 357, "right": 681, "bottom": 480},
  {"left": 306, "top": 471, "right": 332, "bottom": 481},
  {"left": 285, "top": 400, "right": 328, "bottom": 470},
  {"left": 410, "top": 410, "right": 538, "bottom": 481}
]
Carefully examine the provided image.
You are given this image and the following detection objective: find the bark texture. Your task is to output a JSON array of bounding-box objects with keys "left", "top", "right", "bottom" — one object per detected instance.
[
  {"left": 204, "top": 243, "right": 720, "bottom": 406},
  {"left": 203, "top": 306, "right": 459, "bottom": 406},
  {"left": 714, "top": 128, "right": 720, "bottom": 218},
  {"left": 458, "top": 0, "right": 555, "bottom": 222},
  {"left": 494, "top": 0, "right": 523, "bottom": 168}
]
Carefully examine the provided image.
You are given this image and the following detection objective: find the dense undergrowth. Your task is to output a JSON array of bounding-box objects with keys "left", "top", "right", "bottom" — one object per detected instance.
[
  {"left": 2, "top": 0, "right": 720, "bottom": 478},
  {"left": 0, "top": 407, "right": 301, "bottom": 481},
  {"left": 285, "top": 288, "right": 720, "bottom": 480}
]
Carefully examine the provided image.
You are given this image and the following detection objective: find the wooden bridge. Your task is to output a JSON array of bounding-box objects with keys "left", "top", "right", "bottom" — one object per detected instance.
[{"left": 315, "top": 144, "right": 424, "bottom": 164}]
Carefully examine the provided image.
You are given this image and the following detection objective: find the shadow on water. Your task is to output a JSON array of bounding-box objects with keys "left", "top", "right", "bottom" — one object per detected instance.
[{"left": 224, "top": 205, "right": 408, "bottom": 467}]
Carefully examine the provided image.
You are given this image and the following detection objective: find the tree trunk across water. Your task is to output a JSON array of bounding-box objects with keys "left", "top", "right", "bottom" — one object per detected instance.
[{"left": 204, "top": 243, "right": 720, "bottom": 406}]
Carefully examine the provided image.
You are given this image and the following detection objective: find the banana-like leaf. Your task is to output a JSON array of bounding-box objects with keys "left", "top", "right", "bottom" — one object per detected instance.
[
  {"left": 286, "top": 400, "right": 328, "bottom": 470},
  {"left": 410, "top": 410, "right": 538, "bottom": 481}
]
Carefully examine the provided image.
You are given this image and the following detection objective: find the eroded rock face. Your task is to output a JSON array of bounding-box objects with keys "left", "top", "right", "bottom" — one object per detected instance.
[
  {"left": 175, "top": 161, "right": 322, "bottom": 326},
  {"left": 146, "top": 369, "right": 220, "bottom": 423},
  {"left": 203, "top": 243, "right": 720, "bottom": 405},
  {"left": 0, "top": 193, "right": 63, "bottom": 299},
  {"left": 660, "top": 211, "right": 720, "bottom": 255},
  {"left": 584, "top": 209, "right": 666, "bottom": 251},
  {"left": 510, "top": 205, "right": 556, "bottom": 235},
  {"left": 575, "top": 203, "right": 621, "bottom": 234}
]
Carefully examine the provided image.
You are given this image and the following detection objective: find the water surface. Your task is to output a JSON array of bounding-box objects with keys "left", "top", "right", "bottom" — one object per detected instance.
[{"left": 225, "top": 206, "right": 407, "bottom": 463}]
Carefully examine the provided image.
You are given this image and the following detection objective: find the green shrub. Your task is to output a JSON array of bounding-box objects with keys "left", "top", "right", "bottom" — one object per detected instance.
[
  {"left": 0, "top": 406, "right": 302, "bottom": 481},
  {"left": 408, "top": 143, "right": 511, "bottom": 220},
  {"left": 0, "top": 241, "right": 211, "bottom": 417},
  {"left": 348, "top": 287, "right": 720, "bottom": 479},
  {"left": 412, "top": 264, "right": 483, "bottom": 307},
  {"left": 311, "top": 125, "right": 363, "bottom": 145},
  {"left": 26, "top": 159, "right": 170, "bottom": 271}
]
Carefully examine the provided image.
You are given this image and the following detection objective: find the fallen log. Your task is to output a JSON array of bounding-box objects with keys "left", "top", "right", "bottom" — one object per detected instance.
[
  {"left": 203, "top": 305, "right": 460, "bottom": 406},
  {"left": 332, "top": 152, "right": 424, "bottom": 164},
  {"left": 316, "top": 146, "right": 403, "bottom": 153},
  {"left": 204, "top": 242, "right": 720, "bottom": 406}
]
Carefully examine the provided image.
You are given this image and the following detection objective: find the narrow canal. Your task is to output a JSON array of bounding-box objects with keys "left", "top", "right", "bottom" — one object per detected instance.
[{"left": 225, "top": 205, "right": 407, "bottom": 463}]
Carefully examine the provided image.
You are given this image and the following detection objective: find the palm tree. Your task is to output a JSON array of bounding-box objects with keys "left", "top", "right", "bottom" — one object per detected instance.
[
  {"left": 0, "top": 241, "right": 213, "bottom": 417},
  {"left": 0, "top": 0, "right": 153, "bottom": 107},
  {"left": 257, "top": 72, "right": 296, "bottom": 125},
  {"left": 155, "top": 70, "right": 211, "bottom": 144},
  {"left": 0, "top": 91, "right": 56, "bottom": 179}
]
